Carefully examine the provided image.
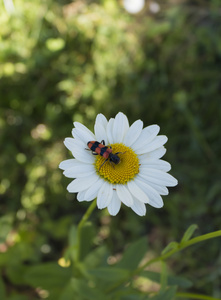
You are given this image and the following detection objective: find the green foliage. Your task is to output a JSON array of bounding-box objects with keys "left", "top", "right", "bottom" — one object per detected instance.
[
  {"left": 141, "top": 271, "right": 192, "bottom": 289},
  {"left": 0, "top": 276, "right": 6, "bottom": 300},
  {"left": 181, "top": 224, "right": 198, "bottom": 243},
  {"left": 150, "top": 286, "right": 177, "bottom": 300},
  {"left": 116, "top": 237, "right": 148, "bottom": 270},
  {"left": 24, "top": 263, "right": 72, "bottom": 290},
  {"left": 0, "top": 0, "right": 221, "bottom": 298}
]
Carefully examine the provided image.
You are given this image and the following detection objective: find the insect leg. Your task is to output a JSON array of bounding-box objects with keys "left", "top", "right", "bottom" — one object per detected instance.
[
  {"left": 110, "top": 161, "right": 115, "bottom": 169},
  {"left": 99, "top": 158, "right": 108, "bottom": 171},
  {"left": 101, "top": 140, "right": 112, "bottom": 149}
]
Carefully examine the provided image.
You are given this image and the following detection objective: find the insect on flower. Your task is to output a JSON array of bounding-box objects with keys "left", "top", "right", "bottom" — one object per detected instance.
[
  {"left": 59, "top": 112, "right": 178, "bottom": 216},
  {"left": 87, "top": 140, "right": 125, "bottom": 170}
]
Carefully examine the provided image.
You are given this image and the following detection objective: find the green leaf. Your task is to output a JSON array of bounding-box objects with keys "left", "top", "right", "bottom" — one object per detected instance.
[
  {"left": 0, "top": 215, "right": 13, "bottom": 243},
  {"left": 0, "top": 252, "right": 10, "bottom": 267},
  {"left": 8, "top": 295, "right": 28, "bottom": 300},
  {"left": 65, "top": 223, "right": 95, "bottom": 263},
  {"left": 59, "top": 279, "right": 78, "bottom": 300},
  {"left": 116, "top": 237, "right": 148, "bottom": 270},
  {"left": 181, "top": 224, "right": 198, "bottom": 243},
  {"left": 6, "top": 264, "right": 28, "bottom": 285},
  {"left": 160, "top": 261, "right": 167, "bottom": 292},
  {"left": 89, "top": 267, "right": 130, "bottom": 282},
  {"left": 0, "top": 277, "right": 6, "bottom": 300},
  {"left": 111, "top": 286, "right": 147, "bottom": 300},
  {"left": 79, "top": 222, "right": 95, "bottom": 261},
  {"left": 121, "top": 295, "right": 146, "bottom": 300},
  {"left": 161, "top": 242, "right": 179, "bottom": 255},
  {"left": 24, "top": 262, "right": 72, "bottom": 290},
  {"left": 68, "top": 278, "right": 107, "bottom": 300},
  {"left": 141, "top": 271, "right": 192, "bottom": 288},
  {"left": 151, "top": 286, "right": 177, "bottom": 300},
  {"left": 65, "top": 225, "right": 78, "bottom": 262},
  {"left": 84, "top": 246, "right": 109, "bottom": 269}
]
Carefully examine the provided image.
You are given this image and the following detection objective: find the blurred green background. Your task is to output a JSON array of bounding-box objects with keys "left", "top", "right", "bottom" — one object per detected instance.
[{"left": 0, "top": 0, "right": 221, "bottom": 298}]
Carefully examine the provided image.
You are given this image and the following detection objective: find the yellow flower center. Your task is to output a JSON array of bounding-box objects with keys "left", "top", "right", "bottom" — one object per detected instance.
[{"left": 95, "top": 143, "right": 139, "bottom": 184}]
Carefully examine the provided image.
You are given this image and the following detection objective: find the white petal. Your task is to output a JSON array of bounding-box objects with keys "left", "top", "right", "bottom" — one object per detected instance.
[
  {"left": 65, "top": 139, "right": 94, "bottom": 163},
  {"left": 74, "top": 122, "right": 95, "bottom": 137},
  {"left": 59, "top": 159, "right": 80, "bottom": 170},
  {"left": 139, "top": 159, "right": 171, "bottom": 172},
  {"left": 123, "top": 120, "right": 143, "bottom": 147},
  {"left": 136, "top": 176, "right": 164, "bottom": 208},
  {"left": 131, "top": 199, "right": 146, "bottom": 216},
  {"left": 95, "top": 114, "right": 108, "bottom": 129},
  {"left": 64, "top": 138, "right": 76, "bottom": 152},
  {"left": 148, "top": 182, "right": 169, "bottom": 195},
  {"left": 140, "top": 146, "right": 166, "bottom": 160},
  {"left": 112, "top": 112, "right": 129, "bottom": 143},
  {"left": 84, "top": 178, "right": 104, "bottom": 201},
  {"left": 63, "top": 164, "right": 95, "bottom": 178},
  {"left": 127, "top": 180, "right": 150, "bottom": 203},
  {"left": 131, "top": 125, "right": 160, "bottom": 151},
  {"left": 107, "top": 190, "right": 121, "bottom": 216},
  {"left": 139, "top": 168, "right": 178, "bottom": 187},
  {"left": 67, "top": 174, "right": 98, "bottom": 193},
  {"left": 106, "top": 118, "right": 114, "bottom": 144},
  {"left": 137, "top": 175, "right": 169, "bottom": 195},
  {"left": 94, "top": 123, "right": 108, "bottom": 144},
  {"left": 136, "top": 136, "right": 168, "bottom": 155},
  {"left": 77, "top": 190, "right": 88, "bottom": 202},
  {"left": 71, "top": 128, "right": 82, "bottom": 141},
  {"left": 97, "top": 181, "right": 113, "bottom": 209},
  {"left": 116, "top": 185, "right": 133, "bottom": 207},
  {"left": 72, "top": 128, "right": 95, "bottom": 146}
]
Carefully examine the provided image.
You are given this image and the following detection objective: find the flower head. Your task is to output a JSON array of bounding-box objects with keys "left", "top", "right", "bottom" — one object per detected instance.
[{"left": 59, "top": 112, "right": 177, "bottom": 216}]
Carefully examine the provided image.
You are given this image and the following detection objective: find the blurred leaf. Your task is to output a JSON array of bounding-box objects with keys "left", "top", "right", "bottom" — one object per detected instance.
[
  {"left": 161, "top": 242, "right": 179, "bottom": 255},
  {"left": 59, "top": 280, "right": 77, "bottom": 300},
  {"left": 150, "top": 286, "right": 177, "bottom": 300},
  {"left": 181, "top": 224, "right": 198, "bottom": 243},
  {"left": 84, "top": 246, "right": 109, "bottom": 269},
  {"left": 0, "top": 215, "right": 13, "bottom": 243},
  {"left": 0, "top": 277, "right": 6, "bottom": 300},
  {"left": 108, "top": 286, "right": 146, "bottom": 300},
  {"left": 89, "top": 267, "right": 130, "bottom": 282},
  {"left": 121, "top": 294, "right": 146, "bottom": 300},
  {"left": 0, "top": 252, "right": 10, "bottom": 267},
  {"left": 24, "top": 262, "right": 72, "bottom": 290},
  {"left": 68, "top": 225, "right": 78, "bottom": 247},
  {"left": 64, "top": 225, "right": 78, "bottom": 262},
  {"left": 0, "top": 242, "right": 36, "bottom": 267},
  {"left": 6, "top": 264, "right": 27, "bottom": 285},
  {"left": 46, "top": 38, "right": 65, "bottom": 52},
  {"left": 8, "top": 296, "right": 28, "bottom": 300},
  {"left": 160, "top": 261, "right": 167, "bottom": 292},
  {"left": 71, "top": 279, "right": 109, "bottom": 300},
  {"left": 141, "top": 271, "right": 192, "bottom": 288},
  {"left": 116, "top": 237, "right": 148, "bottom": 270},
  {"left": 79, "top": 222, "right": 96, "bottom": 261}
]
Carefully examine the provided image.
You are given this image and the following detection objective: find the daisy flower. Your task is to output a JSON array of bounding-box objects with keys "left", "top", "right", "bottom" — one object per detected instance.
[{"left": 59, "top": 112, "right": 178, "bottom": 216}]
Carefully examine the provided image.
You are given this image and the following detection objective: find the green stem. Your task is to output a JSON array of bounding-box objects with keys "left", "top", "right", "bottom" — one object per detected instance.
[
  {"left": 105, "top": 230, "right": 221, "bottom": 294},
  {"left": 136, "top": 230, "right": 221, "bottom": 274},
  {"left": 76, "top": 199, "right": 97, "bottom": 262},
  {"left": 176, "top": 292, "right": 221, "bottom": 300}
]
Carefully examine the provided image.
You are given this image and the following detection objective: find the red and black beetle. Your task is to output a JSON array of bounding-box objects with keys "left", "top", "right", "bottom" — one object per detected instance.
[{"left": 87, "top": 140, "right": 124, "bottom": 170}]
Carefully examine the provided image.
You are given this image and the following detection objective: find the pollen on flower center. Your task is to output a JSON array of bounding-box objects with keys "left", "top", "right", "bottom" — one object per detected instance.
[{"left": 95, "top": 143, "right": 139, "bottom": 184}]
